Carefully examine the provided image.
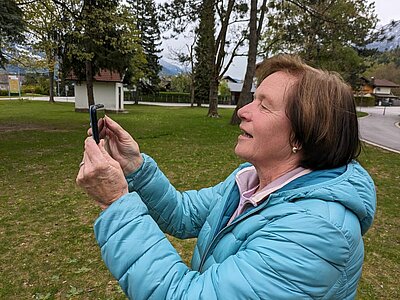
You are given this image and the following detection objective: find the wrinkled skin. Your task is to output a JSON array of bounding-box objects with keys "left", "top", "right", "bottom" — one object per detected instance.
[{"left": 77, "top": 116, "right": 143, "bottom": 209}]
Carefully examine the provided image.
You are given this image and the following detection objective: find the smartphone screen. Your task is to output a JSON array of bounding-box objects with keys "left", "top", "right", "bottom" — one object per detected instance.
[{"left": 89, "top": 104, "right": 106, "bottom": 144}]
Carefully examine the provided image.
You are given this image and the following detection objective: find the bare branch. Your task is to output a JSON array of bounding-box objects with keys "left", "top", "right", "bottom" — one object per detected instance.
[{"left": 219, "top": 35, "right": 246, "bottom": 78}]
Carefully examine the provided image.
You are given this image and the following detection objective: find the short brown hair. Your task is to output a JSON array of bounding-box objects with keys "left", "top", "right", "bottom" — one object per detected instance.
[{"left": 256, "top": 54, "right": 360, "bottom": 170}]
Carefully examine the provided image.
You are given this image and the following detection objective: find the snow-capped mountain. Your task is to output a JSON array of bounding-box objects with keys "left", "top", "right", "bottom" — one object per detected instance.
[
  {"left": 367, "top": 20, "right": 400, "bottom": 52},
  {"left": 159, "top": 58, "right": 184, "bottom": 76}
]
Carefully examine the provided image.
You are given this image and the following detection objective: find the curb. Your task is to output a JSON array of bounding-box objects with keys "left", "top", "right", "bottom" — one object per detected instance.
[
  {"left": 361, "top": 139, "right": 400, "bottom": 154},
  {"left": 357, "top": 113, "right": 370, "bottom": 119}
]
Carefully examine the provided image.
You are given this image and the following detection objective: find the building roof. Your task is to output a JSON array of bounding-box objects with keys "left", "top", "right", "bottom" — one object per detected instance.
[
  {"left": 373, "top": 93, "right": 399, "bottom": 99},
  {"left": 226, "top": 81, "right": 256, "bottom": 93},
  {"left": 67, "top": 69, "right": 123, "bottom": 82},
  {"left": 222, "top": 75, "right": 241, "bottom": 83},
  {"left": 361, "top": 76, "right": 400, "bottom": 88},
  {"left": 373, "top": 78, "right": 400, "bottom": 88}
]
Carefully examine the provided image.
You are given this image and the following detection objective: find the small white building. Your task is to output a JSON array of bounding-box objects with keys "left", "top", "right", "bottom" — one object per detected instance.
[{"left": 70, "top": 70, "right": 124, "bottom": 112}]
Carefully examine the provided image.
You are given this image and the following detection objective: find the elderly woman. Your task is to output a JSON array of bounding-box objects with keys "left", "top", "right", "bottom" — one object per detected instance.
[{"left": 77, "top": 55, "right": 376, "bottom": 299}]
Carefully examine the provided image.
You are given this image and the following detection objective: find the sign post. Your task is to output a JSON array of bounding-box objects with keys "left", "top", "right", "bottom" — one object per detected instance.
[{"left": 8, "top": 75, "right": 20, "bottom": 97}]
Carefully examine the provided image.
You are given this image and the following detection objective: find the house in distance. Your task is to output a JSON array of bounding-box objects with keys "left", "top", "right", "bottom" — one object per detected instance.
[{"left": 360, "top": 76, "right": 400, "bottom": 106}]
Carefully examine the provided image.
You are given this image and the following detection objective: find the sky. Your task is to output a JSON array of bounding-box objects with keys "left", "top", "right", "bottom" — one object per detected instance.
[
  {"left": 371, "top": 0, "right": 400, "bottom": 25},
  {"left": 159, "top": 0, "right": 400, "bottom": 79}
]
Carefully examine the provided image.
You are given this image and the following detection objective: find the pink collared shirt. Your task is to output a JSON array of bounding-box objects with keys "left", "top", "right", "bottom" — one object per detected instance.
[{"left": 227, "top": 166, "right": 312, "bottom": 225}]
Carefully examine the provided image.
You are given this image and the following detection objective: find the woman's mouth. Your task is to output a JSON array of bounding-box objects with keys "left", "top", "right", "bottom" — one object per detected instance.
[{"left": 240, "top": 130, "right": 253, "bottom": 138}]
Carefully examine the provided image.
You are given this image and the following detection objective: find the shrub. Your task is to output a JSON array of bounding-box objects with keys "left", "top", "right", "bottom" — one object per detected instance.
[
  {"left": 136, "top": 92, "right": 191, "bottom": 103},
  {"left": 0, "top": 89, "right": 9, "bottom": 96},
  {"left": 354, "top": 96, "right": 375, "bottom": 107},
  {"left": 21, "top": 85, "right": 37, "bottom": 94}
]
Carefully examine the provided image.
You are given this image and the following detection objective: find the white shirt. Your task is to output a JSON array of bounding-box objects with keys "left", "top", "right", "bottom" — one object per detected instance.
[{"left": 227, "top": 166, "right": 312, "bottom": 225}]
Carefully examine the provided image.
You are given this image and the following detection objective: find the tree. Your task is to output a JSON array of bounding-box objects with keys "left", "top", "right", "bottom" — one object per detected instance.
[
  {"left": 22, "top": 0, "right": 65, "bottom": 102},
  {"left": 169, "top": 41, "right": 196, "bottom": 106},
  {"left": 128, "top": 0, "right": 162, "bottom": 93},
  {"left": 366, "top": 62, "right": 400, "bottom": 83},
  {"left": 207, "top": 0, "right": 237, "bottom": 117},
  {"left": 372, "top": 47, "right": 400, "bottom": 67},
  {"left": 64, "top": 0, "right": 143, "bottom": 107},
  {"left": 230, "top": 0, "right": 268, "bottom": 125},
  {"left": 122, "top": 48, "right": 147, "bottom": 90},
  {"left": 260, "top": 0, "right": 377, "bottom": 87},
  {"left": 171, "top": 73, "right": 191, "bottom": 93},
  {"left": 0, "top": 0, "right": 24, "bottom": 69},
  {"left": 160, "top": 0, "right": 249, "bottom": 117},
  {"left": 194, "top": 0, "right": 215, "bottom": 108},
  {"left": 218, "top": 79, "right": 231, "bottom": 102}
]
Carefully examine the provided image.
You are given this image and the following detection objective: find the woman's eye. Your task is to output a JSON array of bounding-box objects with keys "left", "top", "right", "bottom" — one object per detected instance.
[{"left": 261, "top": 103, "right": 270, "bottom": 111}]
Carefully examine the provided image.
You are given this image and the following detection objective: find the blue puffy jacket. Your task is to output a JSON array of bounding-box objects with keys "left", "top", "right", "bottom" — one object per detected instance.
[{"left": 94, "top": 154, "right": 376, "bottom": 299}]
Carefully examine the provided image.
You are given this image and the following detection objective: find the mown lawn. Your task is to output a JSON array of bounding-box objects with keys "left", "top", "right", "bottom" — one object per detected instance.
[{"left": 0, "top": 100, "right": 398, "bottom": 299}]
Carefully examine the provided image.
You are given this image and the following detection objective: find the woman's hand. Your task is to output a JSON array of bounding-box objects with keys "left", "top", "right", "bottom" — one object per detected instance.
[
  {"left": 104, "top": 116, "right": 143, "bottom": 176},
  {"left": 76, "top": 138, "right": 128, "bottom": 210}
]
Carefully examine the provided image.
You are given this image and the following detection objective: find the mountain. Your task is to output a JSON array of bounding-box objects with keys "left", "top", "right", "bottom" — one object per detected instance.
[
  {"left": 159, "top": 58, "right": 184, "bottom": 76},
  {"left": 367, "top": 20, "right": 400, "bottom": 52},
  {"left": 0, "top": 64, "right": 48, "bottom": 75},
  {"left": 2, "top": 45, "right": 183, "bottom": 77}
]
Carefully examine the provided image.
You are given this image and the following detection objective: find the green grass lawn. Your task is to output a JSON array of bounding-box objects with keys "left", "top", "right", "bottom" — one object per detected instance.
[
  {"left": 0, "top": 94, "right": 46, "bottom": 98},
  {"left": 357, "top": 111, "right": 368, "bottom": 118},
  {"left": 0, "top": 100, "right": 398, "bottom": 299}
]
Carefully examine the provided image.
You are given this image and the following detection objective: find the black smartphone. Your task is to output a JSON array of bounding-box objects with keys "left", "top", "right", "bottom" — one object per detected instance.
[{"left": 89, "top": 104, "right": 106, "bottom": 144}]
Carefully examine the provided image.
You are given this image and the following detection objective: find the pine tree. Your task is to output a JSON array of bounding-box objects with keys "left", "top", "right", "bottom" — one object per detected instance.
[
  {"left": 63, "top": 0, "right": 143, "bottom": 107},
  {"left": 0, "top": 0, "right": 24, "bottom": 69},
  {"left": 128, "top": 0, "right": 162, "bottom": 93},
  {"left": 193, "top": 0, "right": 215, "bottom": 107}
]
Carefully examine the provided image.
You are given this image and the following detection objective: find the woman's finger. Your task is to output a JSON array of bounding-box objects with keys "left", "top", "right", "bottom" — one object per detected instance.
[
  {"left": 104, "top": 116, "right": 130, "bottom": 140},
  {"left": 99, "top": 140, "right": 118, "bottom": 166},
  {"left": 99, "top": 126, "right": 107, "bottom": 139},
  {"left": 76, "top": 152, "right": 87, "bottom": 184},
  {"left": 84, "top": 137, "right": 105, "bottom": 166}
]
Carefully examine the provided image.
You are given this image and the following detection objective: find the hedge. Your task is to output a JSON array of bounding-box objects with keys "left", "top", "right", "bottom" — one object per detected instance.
[
  {"left": 354, "top": 96, "right": 375, "bottom": 107},
  {"left": 0, "top": 89, "right": 9, "bottom": 96},
  {"left": 124, "top": 91, "right": 232, "bottom": 104}
]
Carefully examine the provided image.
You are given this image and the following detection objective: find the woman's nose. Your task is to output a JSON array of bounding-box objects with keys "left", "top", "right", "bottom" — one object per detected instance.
[{"left": 237, "top": 102, "right": 252, "bottom": 121}]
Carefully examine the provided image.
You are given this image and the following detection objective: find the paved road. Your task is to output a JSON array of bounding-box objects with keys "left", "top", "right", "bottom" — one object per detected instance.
[{"left": 358, "top": 106, "right": 400, "bottom": 153}]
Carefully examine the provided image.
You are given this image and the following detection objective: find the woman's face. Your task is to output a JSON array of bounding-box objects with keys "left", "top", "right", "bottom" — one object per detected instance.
[{"left": 235, "top": 71, "right": 298, "bottom": 169}]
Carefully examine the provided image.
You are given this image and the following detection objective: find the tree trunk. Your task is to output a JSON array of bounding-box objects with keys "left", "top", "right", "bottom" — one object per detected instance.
[
  {"left": 189, "top": 44, "right": 195, "bottom": 108},
  {"left": 49, "top": 70, "right": 55, "bottom": 103},
  {"left": 207, "top": 73, "right": 219, "bottom": 117},
  {"left": 190, "top": 78, "right": 195, "bottom": 107},
  {"left": 47, "top": 51, "right": 56, "bottom": 103},
  {"left": 207, "top": 0, "right": 235, "bottom": 116},
  {"left": 230, "top": 0, "right": 266, "bottom": 125},
  {"left": 85, "top": 60, "right": 95, "bottom": 107}
]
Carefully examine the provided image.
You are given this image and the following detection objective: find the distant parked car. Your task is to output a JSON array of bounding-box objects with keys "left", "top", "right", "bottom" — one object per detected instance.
[{"left": 377, "top": 98, "right": 393, "bottom": 106}]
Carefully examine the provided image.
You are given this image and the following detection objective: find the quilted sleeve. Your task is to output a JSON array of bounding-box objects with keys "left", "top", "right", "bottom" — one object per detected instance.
[
  {"left": 124, "top": 154, "right": 236, "bottom": 239},
  {"left": 95, "top": 193, "right": 351, "bottom": 300}
]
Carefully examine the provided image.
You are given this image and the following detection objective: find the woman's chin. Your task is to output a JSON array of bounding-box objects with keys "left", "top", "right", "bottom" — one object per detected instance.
[{"left": 234, "top": 144, "right": 249, "bottom": 161}]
